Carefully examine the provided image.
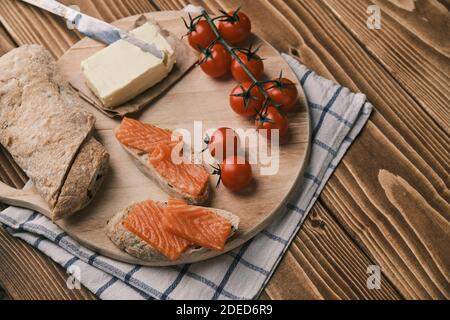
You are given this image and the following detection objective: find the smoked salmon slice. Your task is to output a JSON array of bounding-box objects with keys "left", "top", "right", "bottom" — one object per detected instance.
[
  {"left": 116, "top": 117, "right": 173, "bottom": 154},
  {"left": 122, "top": 200, "right": 191, "bottom": 261},
  {"left": 116, "top": 118, "right": 210, "bottom": 198},
  {"left": 149, "top": 144, "right": 210, "bottom": 197},
  {"left": 162, "top": 198, "right": 232, "bottom": 252}
]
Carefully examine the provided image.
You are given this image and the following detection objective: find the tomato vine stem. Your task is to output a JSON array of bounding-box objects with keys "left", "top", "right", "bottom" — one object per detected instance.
[{"left": 200, "top": 10, "right": 274, "bottom": 111}]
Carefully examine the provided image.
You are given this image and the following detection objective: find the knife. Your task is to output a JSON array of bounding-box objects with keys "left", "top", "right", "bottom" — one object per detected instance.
[{"left": 20, "top": 0, "right": 164, "bottom": 59}]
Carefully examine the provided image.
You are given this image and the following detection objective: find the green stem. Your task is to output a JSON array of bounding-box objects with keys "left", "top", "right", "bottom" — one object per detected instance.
[{"left": 201, "top": 10, "right": 272, "bottom": 106}]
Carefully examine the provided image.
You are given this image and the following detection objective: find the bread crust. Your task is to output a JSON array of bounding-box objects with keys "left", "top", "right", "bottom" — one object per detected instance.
[
  {"left": 53, "top": 137, "right": 109, "bottom": 220},
  {"left": 106, "top": 201, "right": 239, "bottom": 262},
  {"left": 118, "top": 141, "right": 210, "bottom": 205}
]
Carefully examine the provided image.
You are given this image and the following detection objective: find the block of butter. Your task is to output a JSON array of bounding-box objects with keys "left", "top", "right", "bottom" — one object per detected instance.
[{"left": 81, "top": 21, "right": 176, "bottom": 109}]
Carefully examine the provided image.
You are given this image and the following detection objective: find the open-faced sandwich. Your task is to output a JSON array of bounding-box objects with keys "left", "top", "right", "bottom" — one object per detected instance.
[
  {"left": 107, "top": 198, "right": 239, "bottom": 262},
  {"left": 115, "top": 117, "right": 210, "bottom": 205}
]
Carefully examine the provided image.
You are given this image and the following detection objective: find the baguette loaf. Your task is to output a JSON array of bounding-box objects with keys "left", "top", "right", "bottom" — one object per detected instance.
[
  {"left": 0, "top": 45, "right": 109, "bottom": 219},
  {"left": 106, "top": 201, "right": 239, "bottom": 262}
]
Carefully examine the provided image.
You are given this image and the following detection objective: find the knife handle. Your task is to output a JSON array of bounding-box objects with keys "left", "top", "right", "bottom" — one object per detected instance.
[{"left": 20, "top": 0, "right": 76, "bottom": 19}]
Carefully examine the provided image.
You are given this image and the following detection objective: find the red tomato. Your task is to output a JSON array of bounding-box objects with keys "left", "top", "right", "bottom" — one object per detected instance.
[
  {"left": 219, "top": 156, "right": 253, "bottom": 192},
  {"left": 231, "top": 51, "right": 264, "bottom": 83},
  {"left": 207, "top": 127, "right": 241, "bottom": 163},
  {"left": 255, "top": 106, "right": 289, "bottom": 140},
  {"left": 229, "top": 82, "right": 264, "bottom": 117},
  {"left": 199, "top": 43, "right": 231, "bottom": 78},
  {"left": 218, "top": 10, "right": 251, "bottom": 45},
  {"left": 186, "top": 20, "right": 216, "bottom": 51},
  {"left": 264, "top": 78, "right": 299, "bottom": 112}
]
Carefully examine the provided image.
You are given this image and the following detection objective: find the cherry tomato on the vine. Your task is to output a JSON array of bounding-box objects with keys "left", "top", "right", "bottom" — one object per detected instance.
[
  {"left": 199, "top": 43, "right": 231, "bottom": 78},
  {"left": 185, "top": 19, "right": 216, "bottom": 51},
  {"left": 218, "top": 10, "right": 252, "bottom": 45},
  {"left": 264, "top": 77, "right": 299, "bottom": 112},
  {"left": 255, "top": 106, "right": 289, "bottom": 140},
  {"left": 217, "top": 156, "right": 253, "bottom": 192},
  {"left": 229, "top": 82, "right": 264, "bottom": 117},
  {"left": 206, "top": 127, "right": 241, "bottom": 163},
  {"left": 231, "top": 51, "right": 264, "bottom": 83}
]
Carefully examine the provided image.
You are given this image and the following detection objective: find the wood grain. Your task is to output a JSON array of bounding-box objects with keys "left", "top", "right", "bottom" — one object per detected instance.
[
  {"left": 0, "top": 0, "right": 80, "bottom": 57},
  {"left": 324, "top": 0, "right": 450, "bottom": 133},
  {"left": 265, "top": 202, "right": 401, "bottom": 300},
  {"left": 374, "top": 0, "right": 450, "bottom": 58},
  {"left": 0, "top": 21, "right": 14, "bottom": 53},
  {"left": 58, "top": 0, "right": 159, "bottom": 21},
  {"left": 155, "top": 0, "right": 450, "bottom": 299},
  {"left": 282, "top": 0, "right": 450, "bottom": 299},
  {"left": 0, "top": 0, "right": 157, "bottom": 58},
  {"left": 322, "top": 119, "right": 450, "bottom": 299},
  {"left": 0, "top": 228, "right": 96, "bottom": 300},
  {"left": 0, "top": 0, "right": 448, "bottom": 299},
  {"left": 0, "top": 281, "right": 7, "bottom": 300}
]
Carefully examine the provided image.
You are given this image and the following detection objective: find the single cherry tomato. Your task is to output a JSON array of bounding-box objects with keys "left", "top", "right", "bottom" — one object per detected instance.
[
  {"left": 185, "top": 19, "right": 216, "bottom": 51},
  {"left": 199, "top": 43, "right": 231, "bottom": 78},
  {"left": 264, "top": 77, "right": 299, "bottom": 112},
  {"left": 231, "top": 51, "right": 264, "bottom": 83},
  {"left": 218, "top": 156, "right": 253, "bottom": 192},
  {"left": 218, "top": 10, "right": 251, "bottom": 45},
  {"left": 229, "top": 82, "right": 264, "bottom": 117},
  {"left": 255, "top": 106, "right": 289, "bottom": 140},
  {"left": 206, "top": 127, "right": 241, "bottom": 163}
]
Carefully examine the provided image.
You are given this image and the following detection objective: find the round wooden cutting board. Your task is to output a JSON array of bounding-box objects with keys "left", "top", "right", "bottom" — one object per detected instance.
[{"left": 0, "top": 11, "right": 311, "bottom": 266}]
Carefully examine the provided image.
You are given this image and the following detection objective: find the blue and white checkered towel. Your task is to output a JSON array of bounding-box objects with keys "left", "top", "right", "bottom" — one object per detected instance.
[{"left": 0, "top": 54, "right": 372, "bottom": 300}]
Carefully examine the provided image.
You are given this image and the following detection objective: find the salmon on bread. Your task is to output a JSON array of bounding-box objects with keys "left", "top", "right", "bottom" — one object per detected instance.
[
  {"left": 106, "top": 200, "right": 239, "bottom": 262},
  {"left": 115, "top": 118, "right": 210, "bottom": 205},
  {"left": 162, "top": 198, "right": 232, "bottom": 252}
]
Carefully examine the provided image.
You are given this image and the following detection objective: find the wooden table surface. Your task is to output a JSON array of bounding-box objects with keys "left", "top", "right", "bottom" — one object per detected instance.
[{"left": 0, "top": 0, "right": 448, "bottom": 300}]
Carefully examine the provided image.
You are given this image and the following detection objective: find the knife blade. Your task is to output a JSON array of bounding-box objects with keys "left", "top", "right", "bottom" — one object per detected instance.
[{"left": 20, "top": 0, "right": 164, "bottom": 59}]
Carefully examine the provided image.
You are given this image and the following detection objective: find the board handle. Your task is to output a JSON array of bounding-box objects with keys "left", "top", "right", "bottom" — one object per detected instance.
[
  {"left": 0, "top": 180, "right": 51, "bottom": 216},
  {"left": 0, "top": 180, "right": 24, "bottom": 197}
]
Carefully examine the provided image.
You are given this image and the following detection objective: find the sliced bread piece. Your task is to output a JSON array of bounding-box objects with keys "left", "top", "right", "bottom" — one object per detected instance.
[
  {"left": 118, "top": 144, "right": 210, "bottom": 205},
  {"left": 114, "top": 118, "right": 210, "bottom": 205},
  {"left": 106, "top": 201, "right": 239, "bottom": 262},
  {"left": 52, "top": 137, "right": 110, "bottom": 220}
]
